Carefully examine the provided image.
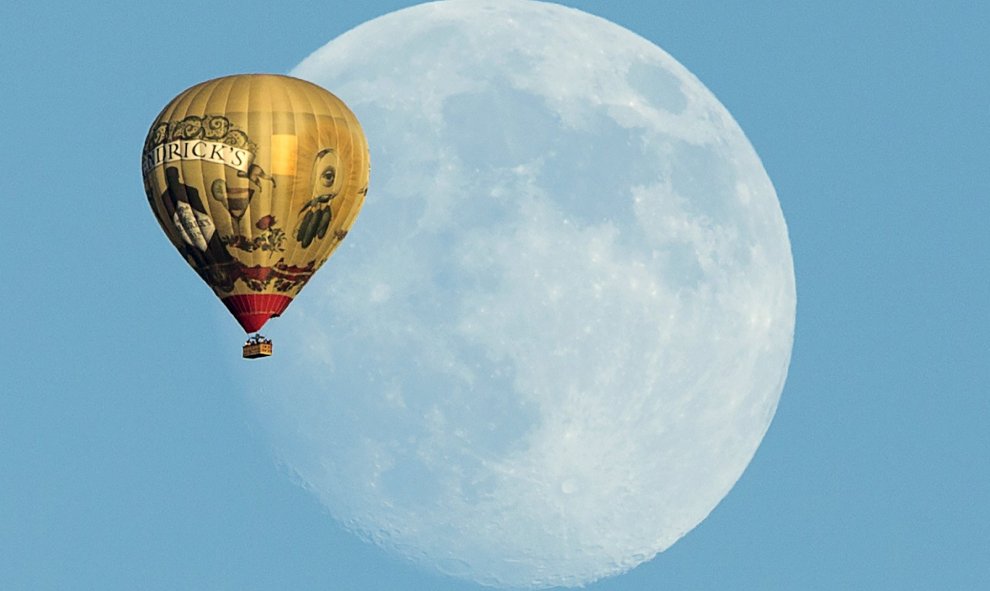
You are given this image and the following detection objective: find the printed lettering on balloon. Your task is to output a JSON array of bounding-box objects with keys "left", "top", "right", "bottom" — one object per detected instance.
[{"left": 142, "top": 115, "right": 259, "bottom": 172}]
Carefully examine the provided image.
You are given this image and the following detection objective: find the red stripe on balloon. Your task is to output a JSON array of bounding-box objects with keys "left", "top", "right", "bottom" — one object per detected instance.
[{"left": 221, "top": 294, "right": 293, "bottom": 333}]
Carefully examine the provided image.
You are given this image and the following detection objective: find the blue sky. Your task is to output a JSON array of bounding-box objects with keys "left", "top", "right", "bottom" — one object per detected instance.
[{"left": 2, "top": 1, "right": 987, "bottom": 589}]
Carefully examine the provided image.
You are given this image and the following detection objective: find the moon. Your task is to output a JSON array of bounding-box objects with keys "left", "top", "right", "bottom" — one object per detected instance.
[{"left": 248, "top": 0, "right": 795, "bottom": 587}]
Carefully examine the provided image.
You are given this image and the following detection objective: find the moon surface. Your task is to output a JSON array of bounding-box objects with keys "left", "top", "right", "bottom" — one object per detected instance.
[{"left": 249, "top": 0, "right": 795, "bottom": 587}]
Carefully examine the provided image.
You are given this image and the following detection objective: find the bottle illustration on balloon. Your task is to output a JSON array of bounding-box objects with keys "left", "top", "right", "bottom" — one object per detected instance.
[{"left": 141, "top": 74, "right": 370, "bottom": 358}]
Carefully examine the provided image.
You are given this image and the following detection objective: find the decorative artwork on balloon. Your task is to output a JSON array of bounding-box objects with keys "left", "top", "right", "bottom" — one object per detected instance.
[
  {"left": 141, "top": 74, "right": 370, "bottom": 334},
  {"left": 295, "top": 148, "right": 341, "bottom": 248},
  {"left": 220, "top": 215, "right": 288, "bottom": 256}
]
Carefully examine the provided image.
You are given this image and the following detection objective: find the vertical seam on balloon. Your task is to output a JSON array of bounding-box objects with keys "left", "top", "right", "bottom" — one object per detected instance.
[
  {"left": 236, "top": 75, "right": 254, "bottom": 277},
  {"left": 284, "top": 76, "right": 306, "bottom": 302},
  {"left": 253, "top": 75, "right": 275, "bottom": 275},
  {"left": 325, "top": 92, "right": 346, "bottom": 266},
  {"left": 345, "top": 106, "right": 370, "bottom": 239},
  {"left": 211, "top": 75, "right": 237, "bottom": 285},
  {"left": 271, "top": 75, "right": 290, "bottom": 283},
  {"left": 242, "top": 74, "right": 259, "bottom": 304},
  {"left": 291, "top": 77, "right": 323, "bottom": 301},
  {"left": 326, "top": 94, "right": 343, "bottom": 263},
  {"left": 210, "top": 78, "right": 235, "bottom": 284},
  {"left": 240, "top": 75, "right": 255, "bottom": 275},
  {"left": 323, "top": 85, "right": 350, "bottom": 289},
  {"left": 180, "top": 81, "right": 215, "bottom": 303},
  {"left": 145, "top": 97, "right": 178, "bottom": 251},
  {"left": 278, "top": 77, "right": 303, "bottom": 301},
  {"left": 197, "top": 80, "right": 223, "bottom": 302},
  {"left": 337, "top": 102, "right": 367, "bottom": 250}
]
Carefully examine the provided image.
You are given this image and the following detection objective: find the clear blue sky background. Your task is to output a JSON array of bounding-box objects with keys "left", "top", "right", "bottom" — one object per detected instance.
[{"left": 2, "top": 1, "right": 987, "bottom": 589}]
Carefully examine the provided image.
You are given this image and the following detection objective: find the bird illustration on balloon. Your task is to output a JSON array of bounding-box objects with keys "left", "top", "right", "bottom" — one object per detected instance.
[{"left": 295, "top": 147, "right": 340, "bottom": 248}]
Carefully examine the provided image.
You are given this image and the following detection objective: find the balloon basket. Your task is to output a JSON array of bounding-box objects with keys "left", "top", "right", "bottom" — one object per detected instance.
[{"left": 243, "top": 335, "right": 273, "bottom": 359}]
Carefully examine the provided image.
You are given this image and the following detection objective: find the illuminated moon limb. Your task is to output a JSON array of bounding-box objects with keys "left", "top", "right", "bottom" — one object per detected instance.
[{"left": 251, "top": 0, "right": 796, "bottom": 588}]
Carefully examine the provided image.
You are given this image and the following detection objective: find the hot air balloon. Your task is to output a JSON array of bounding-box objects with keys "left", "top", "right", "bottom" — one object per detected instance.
[{"left": 141, "top": 74, "right": 369, "bottom": 358}]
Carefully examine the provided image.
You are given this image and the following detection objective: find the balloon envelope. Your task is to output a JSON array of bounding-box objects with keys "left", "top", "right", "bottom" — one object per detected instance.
[{"left": 142, "top": 74, "right": 369, "bottom": 332}]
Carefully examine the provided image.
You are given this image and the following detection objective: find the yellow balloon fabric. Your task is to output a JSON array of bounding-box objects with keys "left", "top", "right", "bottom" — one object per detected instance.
[{"left": 141, "top": 74, "right": 369, "bottom": 333}]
